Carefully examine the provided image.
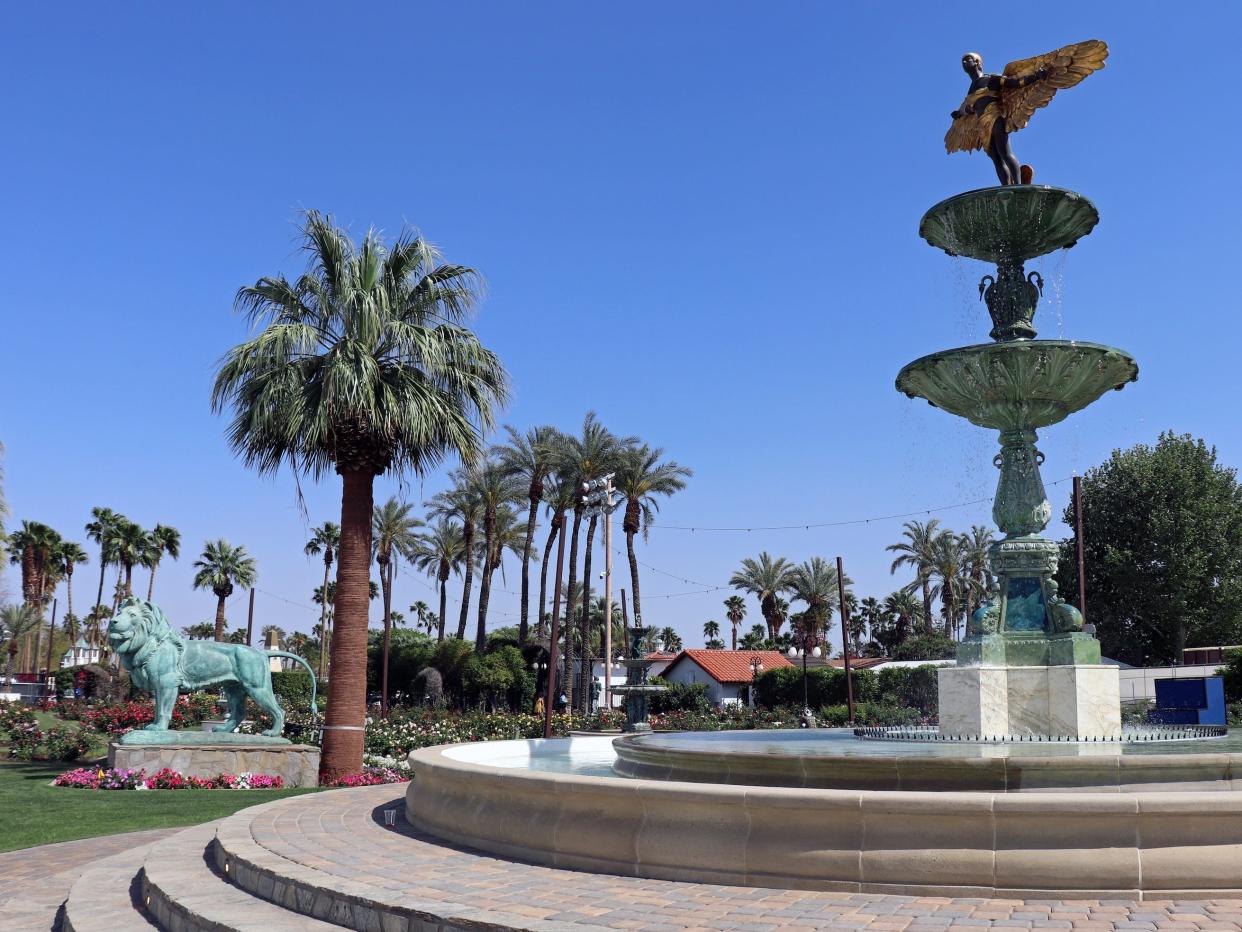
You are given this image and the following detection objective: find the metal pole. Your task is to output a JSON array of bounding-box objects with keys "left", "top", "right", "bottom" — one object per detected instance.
[
  {"left": 543, "top": 513, "right": 569, "bottom": 740},
  {"left": 603, "top": 483, "right": 613, "bottom": 711},
  {"left": 246, "top": 587, "right": 256, "bottom": 647},
  {"left": 1073, "top": 475, "right": 1087, "bottom": 618},
  {"left": 802, "top": 649, "right": 808, "bottom": 710},
  {"left": 836, "top": 556, "right": 855, "bottom": 724}
]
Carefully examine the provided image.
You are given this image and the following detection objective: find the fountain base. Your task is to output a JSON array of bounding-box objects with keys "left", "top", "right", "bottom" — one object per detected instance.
[{"left": 939, "top": 664, "right": 1121, "bottom": 739}]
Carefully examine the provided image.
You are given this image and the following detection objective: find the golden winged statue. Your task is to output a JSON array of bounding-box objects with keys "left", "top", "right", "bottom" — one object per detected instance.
[{"left": 945, "top": 39, "right": 1108, "bottom": 185}]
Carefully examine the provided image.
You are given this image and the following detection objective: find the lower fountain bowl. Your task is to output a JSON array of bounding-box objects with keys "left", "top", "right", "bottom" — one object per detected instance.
[{"left": 896, "top": 339, "right": 1138, "bottom": 430}]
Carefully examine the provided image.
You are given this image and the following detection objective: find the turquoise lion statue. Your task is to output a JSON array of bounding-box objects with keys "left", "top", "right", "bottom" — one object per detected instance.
[{"left": 107, "top": 597, "right": 316, "bottom": 737}]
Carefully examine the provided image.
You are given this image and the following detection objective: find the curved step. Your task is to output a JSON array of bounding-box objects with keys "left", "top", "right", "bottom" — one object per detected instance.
[
  {"left": 141, "top": 821, "right": 336, "bottom": 931},
  {"left": 61, "top": 841, "right": 159, "bottom": 931}
]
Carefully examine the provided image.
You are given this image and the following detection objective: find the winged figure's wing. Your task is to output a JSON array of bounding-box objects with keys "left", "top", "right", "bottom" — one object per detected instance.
[
  {"left": 945, "top": 107, "right": 987, "bottom": 154},
  {"left": 1001, "top": 39, "right": 1108, "bottom": 132}
]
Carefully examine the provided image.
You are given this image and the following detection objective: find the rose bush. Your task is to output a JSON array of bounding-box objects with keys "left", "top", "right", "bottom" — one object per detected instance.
[{"left": 55, "top": 766, "right": 285, "bottom": 790}]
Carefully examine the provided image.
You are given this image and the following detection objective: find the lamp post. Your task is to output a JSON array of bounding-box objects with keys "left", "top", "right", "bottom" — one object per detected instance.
[
  {"left": 748, "top": 656, "right": 764, "bottom": 708},
  {"left": 787, "top": 634, "right": 822, "bottom": 718},
  {"left": 530, "top": 660, "right": 548, "bottom": 711}
]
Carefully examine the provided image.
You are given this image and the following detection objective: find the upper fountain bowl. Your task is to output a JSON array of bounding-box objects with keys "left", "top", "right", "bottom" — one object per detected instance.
[
  {"left": 920, "top": 186, "right": 1099, "bottom": 263},
  {"left": 896, "top": 339, "right": 1138, "bottom": 431}
]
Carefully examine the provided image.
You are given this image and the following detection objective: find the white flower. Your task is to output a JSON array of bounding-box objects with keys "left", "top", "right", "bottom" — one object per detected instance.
[{"left": 135, "top": 783, "right": 150, "bottom": 791}]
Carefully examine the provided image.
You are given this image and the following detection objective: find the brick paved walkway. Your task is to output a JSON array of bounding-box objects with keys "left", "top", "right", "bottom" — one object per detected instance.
[
  {"left": 0, "top": 828, "right": 177, "bottom": 930},
  {"left": 239, "top": 785, "right": 1242, "bottom": 931}
]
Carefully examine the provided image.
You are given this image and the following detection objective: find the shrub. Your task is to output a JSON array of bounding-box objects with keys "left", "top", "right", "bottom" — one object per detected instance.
[
  {"left": 0, "top": 699, "right": 37, "bottom": 734},
  {"left": 271, "top": 671, "right": 319, "bottom": 712},
  {"left": 890, "top": 633, "right": 957, "bottom": 662},
  {"left": 876, "top": 665, "right": 941, "bottom": 716},
  {"left": 753, "top": 666, "right": 879, "bottom": 708},
  {"left": 1218, "top": 649, "right": 1242, "bottom": 702},
  {"left": 325, "top": 766, "right": 412, "bottom": 787},
  {"left": 80, "top": 694, "right": 221, "bottom": 735},
  {"left": 647, "top": 679, "right": 710, "bottom": 713},
  {"left": 42, "top": 724, "right": 96, "bottom": 761}
]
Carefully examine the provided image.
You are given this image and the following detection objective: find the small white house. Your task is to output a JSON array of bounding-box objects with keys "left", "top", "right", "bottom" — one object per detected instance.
[
  {"left": 60, "top": 637, "right": 100, "bottom": 669},
  {"left": 660, "top": 649, "right": 794, "bottom": 707}
]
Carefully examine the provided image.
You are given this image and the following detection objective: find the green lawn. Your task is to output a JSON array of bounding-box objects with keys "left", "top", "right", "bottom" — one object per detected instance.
[{"left": 0, "top": 758, "right": 322, "bottom": 853}]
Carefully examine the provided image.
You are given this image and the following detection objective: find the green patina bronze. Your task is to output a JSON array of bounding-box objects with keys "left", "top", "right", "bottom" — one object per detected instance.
[
  {"left": 107, "top": 597, "right": 317, "bottom": 743},
  {"left": 898, "top": 185, "right": 1135, "bottom": 666},
  {"left": 920, "top": 187, "right": 1099, "bottom": 340}
]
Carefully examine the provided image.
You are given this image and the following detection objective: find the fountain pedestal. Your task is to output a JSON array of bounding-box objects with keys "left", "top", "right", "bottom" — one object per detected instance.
[{"left": 939, "top": 664, "right": 1120, "bottom": 738}]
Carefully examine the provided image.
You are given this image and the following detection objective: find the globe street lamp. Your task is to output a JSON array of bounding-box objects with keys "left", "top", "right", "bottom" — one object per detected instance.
[
  {"left": 747, "top": 656, "right": 764, "bottom": 708},
  {"left": 787, "top": 630, "right": 822, "bottom": 723}
]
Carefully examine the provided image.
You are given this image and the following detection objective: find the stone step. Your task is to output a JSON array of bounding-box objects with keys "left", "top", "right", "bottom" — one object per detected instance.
[
  {"left": 61, "top": 841, "right": 159, "bottom": 932},
  {"left": 140, "top": 821, "right": 337, "bottom": 932}
]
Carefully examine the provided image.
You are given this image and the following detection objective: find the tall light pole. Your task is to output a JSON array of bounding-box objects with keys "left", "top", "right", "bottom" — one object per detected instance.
[
  {"left": 580, "top": 474, "right": 618, "bottom": 714},
  {"left": 837, "top": 555, "right": 855, "bottom": 725},
  {"left": 748, "top": 655, "right": 764, "bottom": 708}
]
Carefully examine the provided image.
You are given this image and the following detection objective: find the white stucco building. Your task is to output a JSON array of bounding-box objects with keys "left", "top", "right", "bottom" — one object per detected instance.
[{"left": 659, "top": 649, "right": 794, "bottom": 707}]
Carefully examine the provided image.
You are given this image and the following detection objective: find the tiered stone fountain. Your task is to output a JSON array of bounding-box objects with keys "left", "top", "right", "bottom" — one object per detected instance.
[{"left": 897, "top": 185, "right": 1136, "bottom": 739}]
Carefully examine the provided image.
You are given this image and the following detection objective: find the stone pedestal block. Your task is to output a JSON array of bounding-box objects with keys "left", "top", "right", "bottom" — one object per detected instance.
[
  {"left": 938, "top": 664, "right": 1120, "bottom": 738},
  {"left": 108, "top": 742, "right": 320, "bottom": 786}
]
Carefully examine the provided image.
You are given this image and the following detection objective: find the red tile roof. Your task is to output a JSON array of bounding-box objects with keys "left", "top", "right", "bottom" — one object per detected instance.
[
  {"left": 644, "top": 652, "right": 678, "bottom": 662},
  {"left": 827, "top": 657, "right": 888, "bottom": 670},
  {"left": 666, "top": 649, "right": 794, "bottom": 684}
]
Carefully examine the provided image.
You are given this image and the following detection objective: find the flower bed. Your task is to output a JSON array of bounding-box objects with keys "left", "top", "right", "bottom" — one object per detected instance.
[
  {"left": 55, "top": 766, "right": 285, "bottom": 790},
  {"left": 79, "top": 694, "right": 220, "bottom": 735},
  {"left": 324, "top": 766, "right": 412, "bottom": 787}
]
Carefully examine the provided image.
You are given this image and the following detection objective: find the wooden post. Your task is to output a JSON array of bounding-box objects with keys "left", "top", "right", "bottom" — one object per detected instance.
[
  {"left": 1073, "top": 475, "right": 1087, "bottom": 618},
  {"left": 543, "top": 515, "right": 569, "bottom": 739},
  {"left": 245, "top": 588, "right": 256, "bottom": 646},
  {"left": 836, "top": 556, "right": 855, "bottom": 724}
]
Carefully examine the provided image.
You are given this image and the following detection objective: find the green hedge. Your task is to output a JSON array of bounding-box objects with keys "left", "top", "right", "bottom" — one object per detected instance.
[
  {"left": 271, "top": 671, "right": 319, "bottom": 712},
  {"left": 647, "top": 679, "right": 710, "bottom": 713},
  {"left": 755, "top": 664, "right": 941, "bottom": 718},
  {"left": 1219, "top": 649, "right": 1242, "bottom": 702}
]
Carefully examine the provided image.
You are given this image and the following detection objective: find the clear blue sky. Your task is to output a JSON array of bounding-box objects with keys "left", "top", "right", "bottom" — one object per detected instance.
[{"left": 3, "top": 3, "right": 1238, "bottom": 647}]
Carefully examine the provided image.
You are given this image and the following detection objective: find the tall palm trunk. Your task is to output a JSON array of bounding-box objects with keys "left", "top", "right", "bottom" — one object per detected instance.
[
  {"left": 762, "top": 594, "right": 777, "bottom": 642},
  {"left": 475, "top": 508, "right": 497, "bottom": 652},
  {"left": 123, "top": 563, "right": 134, "bottom": 598},
  {"left": 147, "top": 559, "right": 160, "bottom": 601},
  {"left": 578, "top": 514, "right": 598, "bottom": 713},
  {"left": 518, "top": 480, "right": 541, "bottom": 643},
  {"left": 456, "top": 519, "right": 476, "bottom": 640},
  {"left": 921, "top": 578, "right": 934, "bottom": 636},
  {"left": 731, "top": 620, "right": 738, "bottom": 651},
  {"left": 317, "top": 555, "right": 332, "bottom": 680},
  {"left": 942, "top": 578, "right": 955, "bottom": 638},
  {"left": 564, "top": 509, "right": 584, "bottom": 708},
  {"left": 95, "top": 555, "right": 107, "bottom": 617},
  {"left": 213, "top": 591, "right": 228, "bottom": 641},
  {"left": 44, "top": 599, "right": 59, "bottom": 675},
  {"left": 380, "top": 558, "right": 394, "bottom": 716},
  {"left": 437, "top": 567, "right": 448, "bottom": 642},
  {"left": 537, "top": 513, "right": 562, "bottom": 640},
  {"left": 320, "top": 468, "right": 374, "bottom": 784}
]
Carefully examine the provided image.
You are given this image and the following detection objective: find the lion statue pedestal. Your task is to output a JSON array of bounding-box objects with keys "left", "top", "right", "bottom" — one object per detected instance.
[{"left": 106, "top": 598, "right": 322, "bottom": 787}]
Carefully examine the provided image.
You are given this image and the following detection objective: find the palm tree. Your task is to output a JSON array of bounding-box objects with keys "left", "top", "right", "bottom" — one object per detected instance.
[
  {"left": 85, "top": 507, "right": 123, "bottom": 619},
  {"left": 107, "top": 520, "right": 152, "bottom": 600},
  {"left": 410, "top": 600, "right": 433, "bottom": 634},
  {"left": 786, "top": 557, "right": 845, "bottom": 645},
  {"left": 702, "top": 620, "right": 721, "bottom": 646},
  {"left": 373, "top": 497, "right": 423, "bottom": 714},
  {"left": 729, "top": 552, "right": 796, "bottom": 641},
  {"left": 8, "top": 521, "right": 63, "bottom": 668},
  {"left": 496, "top": 425, "right": 560, "bottom": 644},
  {"left": 286, "top": 631, "right": 313, "bottom": 660},
  {"left": 536, "top": 474, "right": 576, "bottom": 646},
  {"left": 723, "top": 595, "right": 747, "bottom": 651},
  {"left": 192, "top": 540, "right": 257, "bottom": 641},
  {"left": 658, "top": 627, "right": 682, "bottom": 652},
  {"left": 555, "top": 412, "right": 633, "bottom": 710},
  {"left": 1, "top": 604, "right": 40, "bottom": 685},
  {"left": 304, "top": 522, "right": 341, "bottom": 681},
  {"left": 739, "top": 624, "right": 767, "bottom": 651},
  {"left": 856, "top": 596, "right": 883, "bottom": 655},
  {"left": 60, "top": 611, "right": 82, "bottom": 660},
  {"left": 145, "top": 524, "right": 181, "bottom": 601},
  {"left": 882, "top": 590, "right": 923, "bottom": 647},
  {"left": 46, "top": 541, "right": 88, "bottom": 672},
  {"left": 411, "top": 519, "right": 464, "bottom": 642},
  {"left": 214, "top": 211, "right": 506, "bottom": 781},
  {"left": 615, "top": 443, "right": 691, "bottom": 636},
  {"left": 962, "top": 525, "right": 995, "bottom": 622},
  {"left": 461, "top": 458, "right": 521, "bottom": 651},
  {"left": 929, "top": 531, "right": 970, "bottom": 639},
  {"left": 83, "top": 604, "right": 110, "bottom": 658},
  {"left": 428, "top": 482, "right": 483, "bottom": 641},
  {"left": 887, "top": 519, "right": 941, "bottom": 636}
]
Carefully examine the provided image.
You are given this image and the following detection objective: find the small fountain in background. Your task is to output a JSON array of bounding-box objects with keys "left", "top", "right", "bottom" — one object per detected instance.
[{"left": 610, "top": 622, "right": 666, "bottom": 733}]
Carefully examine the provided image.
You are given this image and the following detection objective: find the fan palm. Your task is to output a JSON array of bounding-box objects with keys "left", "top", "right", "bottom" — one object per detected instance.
[
  {"left": 1, "top": 604, "right": 40, "bottom": 684},
  {"left": 615, "top": 443, "right": 691, "bottom": 634},
  {"left": 192, "top": 539, "right": 257, "bottom": 641},
  {"left": 738, "top": 624, "right": 767, "bottom": 651},
  {"left": 702, "top": 620, "right": 721, "bottom": 645},
  {"left": 496, "top": 424, "right": 560, "bottom": 643},
  {"left": 881, "top": 590, "right": 923, "bottom": 648},
  {"left": 46, "top": 540, "right": 88, "bottom": 672},
  {"left": 8, "top": 521, "right": 62, "bottom": 668},
  {"left": 427, "top": 482, "right": 483, "bottom": 641},
  {"left": 83, "top": 604, "right": 110, "bottom": 657},
  {"left": 84, "top": 507, "right": 124, "bottom": 618},
  {"left": 410, "top": 600, "right": 433, "bottom": 634},
  {"left": 410, "top": 519, "right": 464, "bottom": 642},
  {"left": 729, "top": 552, "right": 796, "bottom": 641},
  {"left": 107, "top": 520, "right": 152, "bottom": 601},
  {"left": 304, "top": 521, "right": 341, "bottom": 680},
  {"left": 887, "top": 519, "right": 941, "bottom": 636},
  {"left": 373, "top": 496, "right": 423, "bottom": 714},
  {"left": 723, "top": 595, "right": 747, "bottom": 650},
  {"left": 536, "top": 474, "right": 576, "bottom": 646},
  {"left": 658, "top": 627, "right": 682, "bottom": 652},
  {"left": 145, "top": 524, "right": 181, "bottom": 601},
  {"left": 213, "top": 211, "right": 506, "bottom": 780}
]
